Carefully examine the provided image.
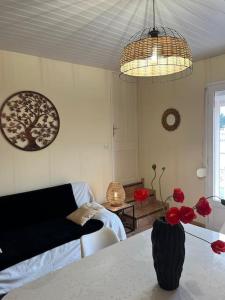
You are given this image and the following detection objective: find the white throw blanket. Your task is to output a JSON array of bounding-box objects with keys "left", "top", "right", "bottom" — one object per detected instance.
[{"left": 0, "top": 182, "right": 126, "bottom": 295}]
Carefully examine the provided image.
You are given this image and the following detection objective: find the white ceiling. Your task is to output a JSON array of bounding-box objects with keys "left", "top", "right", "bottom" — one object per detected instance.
[{"left": 0, "top": 0, "right": 225, "bottom": 71}]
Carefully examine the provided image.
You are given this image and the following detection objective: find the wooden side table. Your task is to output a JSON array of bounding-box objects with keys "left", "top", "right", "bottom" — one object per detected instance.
[
  {"left": 123, "top": 199, "right": 168, "bottom": 229},
  {"left": 102, "top": 202, "right": 135, "bottom": 234}
]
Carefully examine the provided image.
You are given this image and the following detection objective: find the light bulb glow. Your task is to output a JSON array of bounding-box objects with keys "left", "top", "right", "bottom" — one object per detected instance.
[
  {"left": 150, "top": 46, "right": 158, "bottom": 63},
  {"left": 121, "top": 56, "right": 192, "bottom": 77}
]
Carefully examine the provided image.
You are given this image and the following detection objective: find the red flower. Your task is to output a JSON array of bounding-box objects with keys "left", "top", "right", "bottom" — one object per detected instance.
[
  {"left": 211, "top": 240, "right": 225, "bottom": 254},
  {"left": 134, "top": 188, "right": 150, "bottom": 202},
  {"left": 165, "top": 207, "right": 180, "bottom": 225},
  {"left": 196, "top": 197, "right": 212, "bottom": 217},
  {"left": 173, "top": 188, "right": 185, "bottom": 203},
  {"left": 179, "top": 206, "right": 196, "bottom": 224}
]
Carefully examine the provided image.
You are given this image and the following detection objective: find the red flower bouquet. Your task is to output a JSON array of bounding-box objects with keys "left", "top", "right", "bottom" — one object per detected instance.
[
  {"left": 151, "top": 164, "right": 225, "bottom": 255},
  {"left": 165, "top": 192, "right": 212, "bottom": 225},
  {"left": 151, "top": 164, "right": 225, "bottom": 291}
]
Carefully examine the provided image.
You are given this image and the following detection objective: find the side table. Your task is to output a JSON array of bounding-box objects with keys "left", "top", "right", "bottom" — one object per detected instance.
[
  {"left": 123, "top": 199, "right": 168, "bottom": 229},
  {"left": 102, "top": 202, "right": 135, "bottom": 234}
]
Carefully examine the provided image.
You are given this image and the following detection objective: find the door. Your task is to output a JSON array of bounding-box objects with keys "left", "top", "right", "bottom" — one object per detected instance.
[
  {"left": 205, "top": 82, "right": 225, "bottom": 231},
  {"left": 111, "top": 73, "right": 139, "bottom": 184}
]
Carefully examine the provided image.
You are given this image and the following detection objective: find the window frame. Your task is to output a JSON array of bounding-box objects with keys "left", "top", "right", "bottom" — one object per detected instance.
[
  {"left": 214, "top": 95, "right": 225, "bottom": 198},
  {"left": 205, "top": 81, "right": 225, "bottom": 230}
]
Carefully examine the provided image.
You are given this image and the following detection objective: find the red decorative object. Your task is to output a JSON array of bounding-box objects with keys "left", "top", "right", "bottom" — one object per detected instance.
[
  {"left": 162, "top": 187, "right": 223, "bottom": 254},
  {"left": 173, "top": 188, "right": 185, "bottom": 203},
  {"left": 151, "top": 163, "right": 225, "bottom": 291},
  {"left": 150, "top": 164, "right": 225, "bottom": 256},
  {"left": 151, "top": 164, "right": 225, "bottom": 292},
  {"left": 179, "top": 206, "right": 196, "bottom": 224},
  {"left": 165, "top": 207, "right": 180, "bottom": 225},
  {"left": 134, "top": 188, "right": 150, "bottom": 202},
  {"left": 196, "top": 197, "right": 212, "bottom": 216},
  {"left": 211, "top": 240, "right": 225, "bottom": 254}
]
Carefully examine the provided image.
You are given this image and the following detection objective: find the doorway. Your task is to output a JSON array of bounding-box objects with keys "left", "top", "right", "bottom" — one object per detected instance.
[
  {"left": 111, "top": 73, "right": 139, "bottom": 184},
  {"left": 206, "top": 83, "right": 225, "bottom": 231}
]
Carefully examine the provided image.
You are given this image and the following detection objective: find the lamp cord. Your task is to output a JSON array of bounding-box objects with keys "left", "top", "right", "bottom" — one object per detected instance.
[{"left": 153, "top": 0, "right": 156, "bottom": 29}]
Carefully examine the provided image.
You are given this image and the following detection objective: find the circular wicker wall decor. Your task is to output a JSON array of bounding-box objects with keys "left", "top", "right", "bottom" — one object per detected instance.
[
  {"left": 162, "top": 108, "right": 180, "bottom": 131},
  {"left": 0, "top": 91, "right": 60, "bottom": 151}
]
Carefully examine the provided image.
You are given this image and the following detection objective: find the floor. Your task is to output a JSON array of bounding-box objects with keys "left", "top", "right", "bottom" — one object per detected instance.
[
  {"left": 126, "top": 215, "right": 205, "bottom": 238},
  {"left": 126, "top": 213, "right": 157, "bottom": 237},
  {"left": 122, "top": 200, "right": 167, "bottom": 238}
]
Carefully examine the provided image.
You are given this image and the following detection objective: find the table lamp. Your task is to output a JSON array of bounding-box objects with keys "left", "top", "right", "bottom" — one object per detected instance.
[{"left": 106, "top": 182, "right": 125, "bottom": 207}]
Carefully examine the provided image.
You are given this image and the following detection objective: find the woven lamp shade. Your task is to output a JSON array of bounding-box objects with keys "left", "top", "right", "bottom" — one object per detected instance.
[
  {"left": 106, "top": 182, "right": 126, "bottom": 207},
  {"left": 120, "top": 27, "right": 192, "bottom": 80}
]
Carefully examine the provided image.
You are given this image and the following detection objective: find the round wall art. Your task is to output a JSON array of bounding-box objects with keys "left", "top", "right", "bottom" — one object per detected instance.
[
  {"left": 161, "top": 108, "right": 181, "bottom": 131},
  {"left": 0, "top": 91, "right": 60, "bottom": 151}
]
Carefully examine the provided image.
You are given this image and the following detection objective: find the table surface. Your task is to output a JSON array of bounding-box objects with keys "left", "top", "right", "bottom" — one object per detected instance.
[
  {"left": 102, "top": 201, "right": 134, "bottom": 212},
  {"left": 4, "top": 224, "right": 225, "bottom": 300}
]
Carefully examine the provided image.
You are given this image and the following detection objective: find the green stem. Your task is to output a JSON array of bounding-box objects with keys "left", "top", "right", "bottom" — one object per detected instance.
[
  {"left": 185, "top": 231, "right": 211, "bottom": 244},
  {"left": 151, "top": 167, "right": 157, "bottom": 191},
  {"left": 159, "top": 167, "right": 166, "bottom": 212},
  {"left": 159, "top": 168, "right": 165, "bottom": 202},
  {"left": 165, "top": 195, "right": 173, "bottom": 202},
  {"left": 206, "top": 196, "right": 225, "bottom": 206},
  {"left": 206, "top": 196, "right": 223, "bottom": 201}
]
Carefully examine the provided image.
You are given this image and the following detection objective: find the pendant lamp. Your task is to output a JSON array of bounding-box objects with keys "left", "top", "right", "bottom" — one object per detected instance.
[{"left": 120, "top": 0, "right": 193, "bottom": 80}]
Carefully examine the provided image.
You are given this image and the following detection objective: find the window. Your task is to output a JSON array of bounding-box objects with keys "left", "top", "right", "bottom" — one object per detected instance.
[
  {"left": 214, "top": 91, "right": 225, "bottom": 198},
  {"left": 205, "top": 83, "right": 225, "bottom": 231}
]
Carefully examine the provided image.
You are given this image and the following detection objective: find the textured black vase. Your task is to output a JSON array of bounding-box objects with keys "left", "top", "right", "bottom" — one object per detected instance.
[{"left": 151, "top": 217, "right": 185, "bottom": 290}]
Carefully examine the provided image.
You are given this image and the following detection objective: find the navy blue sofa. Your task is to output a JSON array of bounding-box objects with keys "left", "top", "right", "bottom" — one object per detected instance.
[{"left": 0, "top": 184, "right": 103, "bottom": 272}]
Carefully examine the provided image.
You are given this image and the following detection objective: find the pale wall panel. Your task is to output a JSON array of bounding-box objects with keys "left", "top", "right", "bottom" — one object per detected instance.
[
  {"left": 0, "top": 50, "right": 117, "bottom": 200},
  {"left": 49, "top": 143, "right": 81, "bottom": 185},
  {"left": 1, "top": 51, "right": 42, "bottom": 91},
  {"left": 0, "top": 142, "right": 14, "bottom": 196},
  {"left": 138, "top": 53, "right": 225, "bottom": 223},
  {"left": 79, "top": 144, "right": 112, "bottom": 202},
  {"left": 14, "top": 150, "right": 50, "bottom": 193},
  {"left": 138, "top": 63, "right": 205, "bottom": 207},
  {"left": 74, "top": 65, "right": 111, "bottom": 144}
]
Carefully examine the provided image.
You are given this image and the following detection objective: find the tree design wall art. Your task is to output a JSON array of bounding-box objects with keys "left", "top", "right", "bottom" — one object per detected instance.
[{"left": 0, "top": 91, "right": 60, "bottom": 151}]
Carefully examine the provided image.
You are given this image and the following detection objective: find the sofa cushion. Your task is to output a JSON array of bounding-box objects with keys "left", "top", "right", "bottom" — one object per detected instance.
[
  {"left": 0, "top": 218, "right": 103, "bottom": 271},
  {"left": 66, "top": 203, "right": 102, "bottom": 226},
  {"left": 0, "top": 184, "right": 77, "bottom": 231},
  {"left": 66, "top": 207, "right": 96, "bottom": 226}
]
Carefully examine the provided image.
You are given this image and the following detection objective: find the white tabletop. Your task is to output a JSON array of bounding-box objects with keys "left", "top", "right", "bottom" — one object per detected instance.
[{"left": 4, "top": 224, "right": 225, "bottom": 300}]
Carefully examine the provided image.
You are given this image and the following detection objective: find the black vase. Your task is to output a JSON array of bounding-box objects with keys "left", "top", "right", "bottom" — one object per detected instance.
[{"left": 151, "top": 217, "right": 185, "bottom": 291}]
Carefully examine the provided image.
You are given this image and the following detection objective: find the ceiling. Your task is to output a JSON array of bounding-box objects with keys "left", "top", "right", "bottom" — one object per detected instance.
[{"left": 0, "top": 0, "right": 225, "bottom": 71}]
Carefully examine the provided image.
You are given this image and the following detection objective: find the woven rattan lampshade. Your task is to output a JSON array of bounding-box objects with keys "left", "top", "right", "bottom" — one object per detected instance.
[
  {"left": 106, "top": 182, "right": 125, "bottom": 207},
  {"left": 120, "top": 27, "right": 192, "bottom": 80}
]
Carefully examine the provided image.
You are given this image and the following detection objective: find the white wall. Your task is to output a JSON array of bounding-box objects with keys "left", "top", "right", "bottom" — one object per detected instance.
[
  {"left": 0, "top": 50, "right": 137, "bottom": 202},
  {"left": 138, "top": 53, "right": 225, "bottom": 222},
  {"left": 3, "top": 47, "right": 225, "bottom": 213}
]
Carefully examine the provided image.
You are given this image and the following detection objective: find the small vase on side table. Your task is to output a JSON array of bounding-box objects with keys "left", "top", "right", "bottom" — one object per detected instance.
[{"left": 151, "top": 217, "right": 185, "bottom": 290}]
